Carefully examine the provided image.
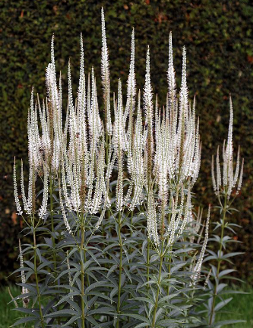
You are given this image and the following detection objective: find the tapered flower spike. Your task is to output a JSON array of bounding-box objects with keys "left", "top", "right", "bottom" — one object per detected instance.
[
  {"left": 125, "top": 28, "right": 136, "bottom": 127},
  {"left": 167, "top": 31, "right": 176, "bottom": 115},
  {"left": 51, "top": 34, "right": 55, "bottom": 67},
  {"left": 179, "top": 46, "right": 188, "bottom": 118},
  {"left": 233, "top": 146, "right": 240, "bottom": 188},
  {"left": 114, "top": 79, "right": 125, "bottom": 211},
  {"left": 19, "top": 240, "right": 25, "bottom": 285},
  {"left": 101, "top": 8, "right": 109, "bottom": 84},
  {"left": 101, "top": 7, "right": 112, "bottom": 135},
  {"left": 79, "top": 33, "right": 84, "bottom": 79},
  {"left": 144, "top": 46, "right": 154, "bottom": 180},
  {"left": 191, "top": 205, "right": 210, "bottom": 283},
  {"left": 223, "top": 96, "right": 234, "bottom": 197},
  {"left": 20, "top": 159, "right": 28, "bottom": 213},
  {"left": 59, "top": 181, "right": 73, "bottom": 236},
  {"left": 27, "top": 90, "right": 39, "bottom": 215},
  {"left": 128, "top": 89, "right": 146, "bottom": 210},
  {"left": 77, "top": 34, "right": 88, "bottom": 165},
  {"left": 222, "top": 139, "right": 227, "bottom": 187},
  {"left": 237, "top": 158, "right": 244, "bottom": 194},
  {"left": 212, "top": 97, "right": 243, "bottom": 199},
  {"left": 144, "top": 46, "right": 153, "bottom": 127},
  {"left": 91, "top": 136, "right": 106, "bottom": 213},
  {"left": 26, "top": 161, "right": 33, "bottom": 215},
  {"left": 28, "top": 87, "right": 41, "bottom": 171},
  {"left": 88, "top": 67, "right": 102, "bottom": 147},
  {"left": 61, "top": 156, "right": 73, "bottom": 212},
  {"left": 19, "top": 239, "right": 29, "bottom": 307},
  {"left": 95, "top": 208, "right": 106, "bottom": 230},
  {"left": 38, "top": 164, "right": 49, "bottom": 219},
  {"left": 13, "top": 158, "right": 23, "bottom": 216},
  {"left": 211, "top": 154, "right": 217, "bottom": 194},
  {"left": 226, "top": 96, "right": 233, "bottom": 161},
  {"left": 68, "top": 59, "right": 76, "bottom": 143},
  {"left": 216, "top": 145, "right": 221, "bottom": 193},
  {"left": 77, "top": 33, "right": 86, "bottom": 119},
  {"left": 59, "top": 70, "right": 62, "bottom": 112}
]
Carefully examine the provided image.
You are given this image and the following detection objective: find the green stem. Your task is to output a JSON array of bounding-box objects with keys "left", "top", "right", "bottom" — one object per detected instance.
[
  {"left": 116, "top": 212, "right": 123, "bottom": 328},
  {"left": 80, "top": 216, "right": 86, "bottom": 328},
  {"left": 209, "top": 195, "right": 227, "bottom": 326},
  {"left": 145, "top": 238, "right": 151, "bottom": 328},
  {"left": 130, "top": 211, "right": 133, "bottom": 238},
  {"left": 166, "top": 195, "right": 173, "bottom": 295},
  {"left": 49, "top": 177, "right": 57, "bottom": 272},
  {"left": 33, "top": 224, "right": 45, "bottom": 328},
  {"left": 152, "top": 243, "right": 164, "bottom": 328},
  {"left": 167, "top": 246, "right": 172, "bottom": 296},
  {"left": 147, "top": 239, "right": 150, "bottom": 285}
]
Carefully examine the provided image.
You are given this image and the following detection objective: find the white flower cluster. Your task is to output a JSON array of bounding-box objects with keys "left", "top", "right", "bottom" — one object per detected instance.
[
  {"left": 211, "top": 97, "right": 244, "bottom": 200},
  {"left": 14, "top": 10, "right": 202, "bottom": 242},
  {"left": 145, "top": 33, "right": 201, "bottom": 246}
]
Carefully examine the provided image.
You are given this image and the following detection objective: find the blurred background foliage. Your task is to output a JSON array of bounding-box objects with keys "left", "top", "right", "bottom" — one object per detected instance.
[{"left": 0, "top": 0, "right": 253, "bottom": 284}]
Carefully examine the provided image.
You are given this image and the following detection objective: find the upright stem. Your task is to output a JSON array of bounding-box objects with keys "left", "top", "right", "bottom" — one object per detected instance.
[
  {"left": 116, "top": 212, "right": 123, "bottom": 328},
  {"left": 50, "top": 177, "right": 57, "bottom": 271},
  {"left": 167, "top": 246, "right": 172, "bottom": 295},
  {"left": 145, "top": 238, "right": 151, "bottom": 328},
  {"left": 160, "top": 198, "right": 166, "bottom": 239},
  {"left": 130, "top": 211, "right": 133, "bottom": 237},
  {"left": 167, "top": 196, "right": 173, "bottom": 295},
  {"left": 147, "top": 239, "right": 150, "bottom": 285},
  {"left": 33, "top": 222, "right": 45, "bottom": 328},
  {"left": 80, "top": 214, "right": 86, "bottom": 328},
  {"left": 152, "top": 242, "right": 164, "bottom": 328},
  {"left": 209, "top": 194, "right": 227, "bottom": 325}
]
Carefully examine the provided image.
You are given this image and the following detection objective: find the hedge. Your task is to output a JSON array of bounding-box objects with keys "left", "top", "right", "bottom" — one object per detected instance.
[{"left": 0, "top": 0, "right": 253, "bottom": 283}]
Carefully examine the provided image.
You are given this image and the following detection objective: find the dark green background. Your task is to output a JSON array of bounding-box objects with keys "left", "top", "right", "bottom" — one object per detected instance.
[{"left": 0, "top": 0, "right": 253, "bottom": 283}]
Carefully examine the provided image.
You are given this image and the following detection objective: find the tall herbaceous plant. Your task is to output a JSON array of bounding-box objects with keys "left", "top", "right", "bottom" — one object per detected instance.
[{"left": 12, "top": 9, "right": 244, "bottom": 328}]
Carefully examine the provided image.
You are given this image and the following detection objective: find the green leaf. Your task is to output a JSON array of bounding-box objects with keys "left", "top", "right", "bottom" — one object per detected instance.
[
  {"left": 212, "top": 319, "right": 246, "bottom": 327},
  {"left": 122, "top": 313, "right": 150, "bottom": 323},
  {"left": 214, "top": 297, "right": 232, "bottom": 311},
  {"left": 44, "top": 309, "right": 77, "bottom": 318},
  {"left": 63, "top": 315, "right": 81, "bottom": 326},
  {"left": 86, "top": 281, "right": 110, "bottom": 294},
  {"left": 12, "top": 316, "right": 36, "bottom": 326},
  {"left": 133, "top": 323, "right": 150, "bottom": 328},
  {"left": 218, "top": 269, "right": 236, "bottom": 278},
  {"left": 88, "top": 306, "right": 114, "bottom": 315},
  {"left": 222, "top": 252, "right": 244, "bottom": 259}
]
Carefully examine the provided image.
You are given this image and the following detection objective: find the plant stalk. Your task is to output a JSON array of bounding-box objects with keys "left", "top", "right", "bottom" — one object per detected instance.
[
  {"left": 33, "top": 223, "right": 45, "bottom": 328},
  {"left": 209, "top": 194, "right": 227, "bottom": 325},
  {"left": 49, "top": 177, "right": 57, "bottom": 272},
  {"left": 152, "top": 242, "right": 164, "bottom": 328},
  {"left": 116, "top": 212, "right": 123, "bottom": 328},
  {"left": 80, "top": 215, "right": 86, "bottom": 328}
]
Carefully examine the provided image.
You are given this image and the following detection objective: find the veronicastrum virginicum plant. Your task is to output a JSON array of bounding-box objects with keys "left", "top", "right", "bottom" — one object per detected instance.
[
  {"left": 12, "top": 8, "right": 243, "bottom": 328},
  {"left": 198, "top": 98, "right": 245, "bottom": 328}
]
